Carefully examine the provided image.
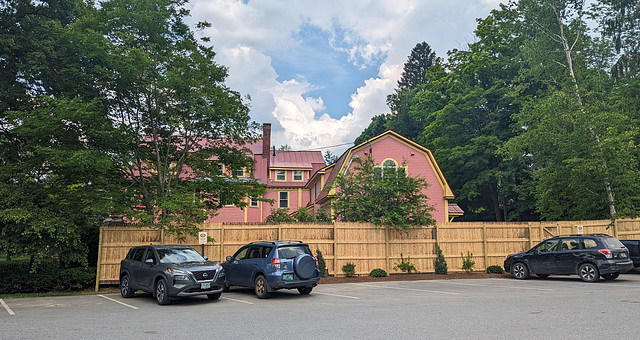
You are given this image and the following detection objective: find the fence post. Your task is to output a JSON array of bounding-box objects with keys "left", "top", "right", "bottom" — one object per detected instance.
[
  {"left": 94, "top": 225, "right": 104, "bottom": 292},
  {"left": 613, "top": 219, "right": 618, "bottom": 238},
  {"left": 333, "top": 223, "right": 338, "bottom": 277},
  {"left": 482, "top": 223, "right": 488, "bottom": 270},
  {"left": 385, "top": 227, "right": 390, "bottom": 273},
  {"left": 220, "top": 224, "right": 225, "bottom": 263},
  {"left": 528, "top": 223, "right": 533, "bottom": 249}
]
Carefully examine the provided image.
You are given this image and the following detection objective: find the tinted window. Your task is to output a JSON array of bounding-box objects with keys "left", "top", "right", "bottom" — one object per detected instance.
[
  {"left": 560, "top": 238, "right": 581, "bottom": 250},
  {"left": 157, "top": 247, "right": 205, "bottom": 263},
  {"left": 535, "top": 239, "right": 559, "bottom": 252},
  {"left": 132, "top": 248, "right": 145, "bottom": 261},
  {"left": 583, "top": 239, "right": 598, "bottom": 249},
  {"left": 602, "top": 237, "right": 624, "bottom": 249},
  {"left": 233, "top": 247, "right": 249, "bottom": 260},
  {"left": 144, "top": 249, "right": 156, "bottom": 264},
  {"left": 278, "top": 245, "right": 311, "bottom": 259}
]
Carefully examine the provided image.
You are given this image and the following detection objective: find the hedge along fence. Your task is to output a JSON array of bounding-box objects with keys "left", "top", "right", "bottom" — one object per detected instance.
[{"left": 95, "top": 218, "right": 640, "bottom": 290}]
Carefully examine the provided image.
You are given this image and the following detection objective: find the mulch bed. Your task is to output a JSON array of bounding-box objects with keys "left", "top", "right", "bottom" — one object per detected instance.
[{"left": 319, "top": 271, "right": 511, "bottom": 284}]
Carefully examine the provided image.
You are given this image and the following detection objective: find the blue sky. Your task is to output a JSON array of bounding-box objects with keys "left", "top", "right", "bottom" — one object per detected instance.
[{"left": 187, "top": 0, "right": 504, "bottom": 155}]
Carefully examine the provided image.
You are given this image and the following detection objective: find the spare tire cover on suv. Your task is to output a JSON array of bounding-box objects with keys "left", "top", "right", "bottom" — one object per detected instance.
[{"left": 294, "top": 254, "right": 316, "bottom": 279}]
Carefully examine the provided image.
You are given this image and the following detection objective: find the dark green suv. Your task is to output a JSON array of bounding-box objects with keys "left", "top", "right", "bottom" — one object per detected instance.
[
  {"left": 222, "top": 240, "right": 320, "bottom": 298},
  {"left": 119, "top": 245, "right": 225, "bottom": 305}
]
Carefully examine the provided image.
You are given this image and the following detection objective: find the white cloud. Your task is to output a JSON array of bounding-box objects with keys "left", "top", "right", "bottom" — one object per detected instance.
[{"left": 187, "top": 0, "right": 502, "bottom": 156}]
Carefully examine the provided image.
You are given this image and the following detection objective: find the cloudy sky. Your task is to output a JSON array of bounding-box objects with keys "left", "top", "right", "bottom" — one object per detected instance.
[{"left": 186, "top": 0, "right": 504, "bottom": 156}]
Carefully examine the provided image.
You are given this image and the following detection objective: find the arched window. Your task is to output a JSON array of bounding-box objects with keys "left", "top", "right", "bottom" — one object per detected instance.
[{"left": 374, "top": 159, "right": 405, "bottom": 178}]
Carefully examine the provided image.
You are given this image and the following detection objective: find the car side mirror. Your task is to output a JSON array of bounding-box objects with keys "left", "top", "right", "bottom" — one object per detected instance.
[
  {"left": 144, "top": 258, "right": 154, "bottom": 264},
  {"left": 226, "top": 256, "right": 232, "bottom": 262},
  {"left": 204, "top": 256, "right": 208, "bottom": 260}
]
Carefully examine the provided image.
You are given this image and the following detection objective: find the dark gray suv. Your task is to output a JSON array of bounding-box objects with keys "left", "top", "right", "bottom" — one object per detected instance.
[
  {"left": 504, "top": 234, "right": 633, "bottom": 282},
  {"left": 119, "top": 245, "right": 225, "bottom": 305},
  {"left": 222, "top": 240, "right": 320, "bottom": 298}
]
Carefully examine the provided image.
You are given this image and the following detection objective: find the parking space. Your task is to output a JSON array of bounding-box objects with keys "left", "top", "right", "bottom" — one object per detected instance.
[{"left": 3, "top": 273, "right": 640, "bottom": 339}]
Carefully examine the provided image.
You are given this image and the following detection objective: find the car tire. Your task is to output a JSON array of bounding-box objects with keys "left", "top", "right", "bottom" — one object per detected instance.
[
  {"left": 579, "top": 263, "right": 599, "bottom": 282},
  {"left": 155, "top": 278, "right": 171, "bottom": 305},
  {"left": 207, "top": 292, "right": 222, "bottom": 300},
  {"left": 511, "top": 262, "right": 529, "bottom": 280},
  {"left": 536, "top": 274, "right": 549, "bottom": 279},
  {"left": 120, "top": 274, "right": 135, "bottom": 298},
  {"left": 602, "top": 272, "right": 619, "bottom": 281},
  {"left": 294, "top": 254, "right": 316, "bottom": 280},
  {"left": 297, "top": 286, "right": 313, "bottom": 295},
  {"left": 255, "top": 275, "right": 271, "bottom": 299}
]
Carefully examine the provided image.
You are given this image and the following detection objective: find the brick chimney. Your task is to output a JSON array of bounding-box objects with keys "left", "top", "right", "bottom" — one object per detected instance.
[{"left": 262, "top": 123, "right": 271, "bottom": 164}]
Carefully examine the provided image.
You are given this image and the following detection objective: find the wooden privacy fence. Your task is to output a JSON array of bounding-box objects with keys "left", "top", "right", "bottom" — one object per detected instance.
[{"left": 95, "top": 218, "right": 640, "bottom": 290}]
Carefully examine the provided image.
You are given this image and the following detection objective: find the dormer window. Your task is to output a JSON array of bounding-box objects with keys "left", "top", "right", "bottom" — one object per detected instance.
[
  {"left": 276, "top": 170, "right": 285, "bottom": 181},
  {"left": 293, "top": 170, "right": 302, "bottom": 181}
]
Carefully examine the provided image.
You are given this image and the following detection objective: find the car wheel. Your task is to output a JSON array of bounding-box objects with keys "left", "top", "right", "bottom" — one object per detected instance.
[
  {"left": 120, "top": 274, "right": 135, "bottom": 298},
  {"left": 602, "top": 272, "right": 619, "bottom": 281},
  {"left": 511, "top": 262, "right": 529, "bottom": 279},
  {"left": 294, "top": 254, "right": 316, "bottom": 279},
  {"left": 155, "top": 278, "right": 171, "bottom": 305},
  {"left": 255, "top": 275, "right": 271, "bottom": 299},
  {"left": 536, "top": 274, "right": 549, "bottom": 279},
  {"left": 297, "top": 286, "right": 313, "bottom": 295},
  {"left": 207, "top": 292, "right": 222, "bottom": 300},
  {"left": 579, "top": 263, "right": 599, "bottom": 282}
]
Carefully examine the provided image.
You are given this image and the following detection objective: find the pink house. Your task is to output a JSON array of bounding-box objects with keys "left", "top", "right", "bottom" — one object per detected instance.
[{"left": 211, "top": 124, "right": 463, "bottom": 223}]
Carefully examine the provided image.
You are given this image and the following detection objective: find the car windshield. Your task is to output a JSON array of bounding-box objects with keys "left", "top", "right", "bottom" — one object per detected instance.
[
  {"left": 157, "top": 247, "right": 205, "bottom": 264},
  {"left": 278, "top": 245, "right": 311, "bottom": 259},
  {"left": 603, "top": 237, "right": 625, "bottom": 249}
]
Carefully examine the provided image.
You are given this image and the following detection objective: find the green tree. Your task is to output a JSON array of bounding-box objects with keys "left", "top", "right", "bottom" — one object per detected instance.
[
  {"left": 95, "top": 0, "right": 265, "bottom": 238},
  {"left": 419, "top": 4, "right": 537, "bottom": 222},
  {"left": 331, "top": 155, "right": 435, "bottom": 232},
  {"left": 354, "top": 114, "right": 388, "bottom": 145},
  {"left": 507, "top": 0, "right": 640, "bottom": 220},
  {"left": 0, "top": 0, "right": 118, "bottom": 266}
]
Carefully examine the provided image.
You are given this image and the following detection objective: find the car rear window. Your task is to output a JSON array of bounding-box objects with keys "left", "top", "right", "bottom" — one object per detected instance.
[
  {"left": 602, "top": 237, "right": 625, "bottom": 249},
  {"left": 277, "top": 245, "right": 311, "bottom": 259},
  {"left": 157, "top": 247, "right": 206, "bottom": 263}
]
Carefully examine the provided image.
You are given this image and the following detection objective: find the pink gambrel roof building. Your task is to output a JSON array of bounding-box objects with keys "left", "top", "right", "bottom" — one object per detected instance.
[{"left": 210, "top": 124, "right": 463, "bottom": 223}]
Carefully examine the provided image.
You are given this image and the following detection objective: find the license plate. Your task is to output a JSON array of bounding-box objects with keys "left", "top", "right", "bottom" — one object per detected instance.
[
  {"left": 620, "top": 253, "right": 627, "bottom": 258},
  {"left": 283, "top": 273, "right": 293, "bottom": 280},
  {"left": 201, "top": 282, "right": 211, "bottom": 289}
]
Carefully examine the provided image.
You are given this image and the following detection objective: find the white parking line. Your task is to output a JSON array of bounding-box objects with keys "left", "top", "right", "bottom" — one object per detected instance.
[
  {"left": 0, "top": 299, "right": 15, "bottom": 315},
  {"left": 445, "top": 281, "right": 554, "bottom": 291},
  {"left": 313, "top": 292, "right": 360, "bottom": 299},
  {"left": 354, "top": 283, "right": 460, "bottom": 295},
  {"left": 97, "top": 295, "right": 139, "bottom": 309},
  {"left": 221, "top": 297, "right": 254, "bottom": 304}
]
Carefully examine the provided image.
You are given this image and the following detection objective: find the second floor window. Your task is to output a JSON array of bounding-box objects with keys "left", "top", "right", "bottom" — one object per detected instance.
[
  {"left": 250, "top": 197, "right": 259, "bottom": 207},
  {"left": 276, "top": 170, "right": 285, "bottom": 181},
  {"left": 294, "top": 170, "right": 302, "bottom": 181}
]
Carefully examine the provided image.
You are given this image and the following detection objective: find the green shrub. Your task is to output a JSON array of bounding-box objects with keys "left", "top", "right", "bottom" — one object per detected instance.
[
  {"left": 56, "top": 267, "right": 96, "bottom": 291},
  {"left": 461, "top": 251, "right": 475, "bottom": 272},
  {"left": 434, "top": 244, "right": 447, "bottom": 275},
  {"left": 486, "top": 265, "right": 504, "bottom": 274},
  {"left": 342, "top": 262, "right": 356, "bottom": 277},
  {"left": 369, "top": 268, "right": 388, "bottom": 277},
  {"left": 315, "top": 248, "right": 327, "bottom": 276},
  {"left": 394, "top": 253, "right": 416, "bottom": 273}
]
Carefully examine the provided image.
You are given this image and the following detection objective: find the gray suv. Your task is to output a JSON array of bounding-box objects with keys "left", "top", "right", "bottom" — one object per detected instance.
[
  {"left": 222, "top": 240, "right": 320, "bottom": 298},
  {"left": 504, "top": 234, "right": 633, "bottom": 282},
  {"left": 119, "top": 245, "right": 225, "bottom": 305}
]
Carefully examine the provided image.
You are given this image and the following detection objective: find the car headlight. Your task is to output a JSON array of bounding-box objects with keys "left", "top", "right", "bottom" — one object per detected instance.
[{"left": 174, "top": 274, "right": 190, "bottom": 281}]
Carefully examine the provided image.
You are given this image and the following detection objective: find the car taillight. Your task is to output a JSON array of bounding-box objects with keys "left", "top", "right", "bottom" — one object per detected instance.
[
  {"left": 272, "top": 258, "right": 281, "bottom": 269},
  {"left": 314, "top": 256, "right": 318, "bottom": 267},
  {"left": 598, "top": 249, "right": 613, "bottom": 259}
]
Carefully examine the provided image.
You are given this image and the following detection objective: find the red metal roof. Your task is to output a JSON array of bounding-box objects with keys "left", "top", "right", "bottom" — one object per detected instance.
[
  {"left": 448, "top": 203, "right": 464, "bottom": 214},
  {"left": 270, "top": 150, "right": 325, "bottom": 169}
]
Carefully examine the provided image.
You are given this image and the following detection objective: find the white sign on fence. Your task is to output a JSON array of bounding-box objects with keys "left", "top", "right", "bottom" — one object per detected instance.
[
  {"left": 198, "top": 231, "right": 207, "bottom": 244},
  {"left": 576, "top": 225, "right": 584, "bottom": 234}
]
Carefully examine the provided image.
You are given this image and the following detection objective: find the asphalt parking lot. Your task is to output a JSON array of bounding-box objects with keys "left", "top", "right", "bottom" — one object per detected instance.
[{"left": 2, "top": 272, "right": 640, "bottom": 339}]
